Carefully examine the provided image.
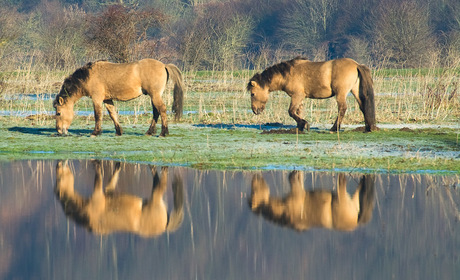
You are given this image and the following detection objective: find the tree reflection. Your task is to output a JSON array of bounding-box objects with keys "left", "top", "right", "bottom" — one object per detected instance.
[
  {"left": 249, "top": 171, "right": 375, "bottom": 231},
  {"left": 54, "top": 160, "right": 184, "bottom": 237}
]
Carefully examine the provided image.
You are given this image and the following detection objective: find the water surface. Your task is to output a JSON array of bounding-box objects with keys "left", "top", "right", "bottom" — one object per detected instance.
[{"left": 0, "top": 160, "right": 459, "bottom": 279}]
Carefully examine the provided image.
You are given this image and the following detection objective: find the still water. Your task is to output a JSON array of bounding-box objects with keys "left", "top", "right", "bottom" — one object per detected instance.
[{"left": 0, "top": 160, "right": 459, "bottom": 279}]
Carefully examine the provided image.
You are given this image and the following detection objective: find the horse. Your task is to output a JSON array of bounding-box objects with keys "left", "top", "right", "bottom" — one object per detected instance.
[
  {"left": 53, "top": 59, "right": 184, "bottom": 137},
  {"left": 247, "top": 57, "right": 377, "bottom": 132},
  {"left": 249, "top": 171, "right": 375, "bottom": 232},
  {"left": 55, "top": 160, "right": 184, "bottom": 237}
]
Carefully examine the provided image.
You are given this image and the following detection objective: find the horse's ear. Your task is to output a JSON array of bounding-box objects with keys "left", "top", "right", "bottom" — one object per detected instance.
[{"left": 58, "top": 96, "right": 65, "bottom": 106}]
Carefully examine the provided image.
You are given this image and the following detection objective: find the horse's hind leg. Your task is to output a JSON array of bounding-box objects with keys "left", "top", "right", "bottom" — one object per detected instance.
[
  {"left": 146, "top": 102, "right": 160, "bottom": 136},
  {"left": 330, "top": 93, "right": 347, "bottom": 132},
  {"left": 151, "top": 166, "right": 168, "bottom": 194},
  {"left": 105, "top": 162, "right": 121, "bottom": 192},
  {"left": 104, "top": 100, "right": 123, "bottom": 136},
  {"left": 148, "top": 94, "right": 169, "bottom": 137}
]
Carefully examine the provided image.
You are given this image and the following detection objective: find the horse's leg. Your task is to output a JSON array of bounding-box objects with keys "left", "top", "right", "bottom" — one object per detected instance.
[
  {"left": 288, "top": 171, "right": 306, "bottom": 208},
  {"left": 150, "top": 166, "right": 168, "bottom": 197},
  {"left": 138, "top": 166, "right": 168, "bottom": 234},
  {"left": 350, "top": 83, "right": 363, "bottom": 112},
  {"left": 145, "top": 102, "right": 160, "bottom": 136},
  {"left": 92, "top": 101, "right": 104, "bottom": 136},
  {"left": 330, "top": 93, "right": 347, "bottom": 132},
  {"left": 332, "top": 173, "right": 360, "bottom": 230},
  {"left": 105, "top": 162, "right": 121, "bottom": 192},
  {"left": 104, "top": 100, "right": 123, "bottom": 136},
  {"left": 149, "top": 94, "right": 169, "bottom": 137},
  {"left": 350, "top": 83, "right": 370, "bottom": 129},
  {"left": 288, "top": 95, "right": 309, "bottom": 131},
  {"left": 89, "top": 160, "right": 106, "bottom": 208}
]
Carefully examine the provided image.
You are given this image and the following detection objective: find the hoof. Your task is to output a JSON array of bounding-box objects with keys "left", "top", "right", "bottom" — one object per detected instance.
[
  {"left": 297, "top": 121, "right": 309, "bottom": 132},
  {"left": 160, "top": 126, "right": 169, "bottom": 137}
]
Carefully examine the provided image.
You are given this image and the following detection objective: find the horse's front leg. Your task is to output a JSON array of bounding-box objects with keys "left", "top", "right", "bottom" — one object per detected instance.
[
  {"left": 288, "top": 96, "right": 309, "bottom": 131},
  {"left": 104, "top": 100, "right": 123, "bottom": 136},
  {"left": 87, "top": 160, "right": 106, "bottom": 215},
  {"left": 92, "top": 101, "right": 104, "bottom": 136}
]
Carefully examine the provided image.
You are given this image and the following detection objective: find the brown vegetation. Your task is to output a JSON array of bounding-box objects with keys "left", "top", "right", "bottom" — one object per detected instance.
[{"left": 0, "top": 0, "right": 459, "bottom": 73}]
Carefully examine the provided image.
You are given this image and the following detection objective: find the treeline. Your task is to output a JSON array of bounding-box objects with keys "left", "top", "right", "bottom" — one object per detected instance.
[{"left": 0, "top": 0, "right": 459, "bottom": 71}]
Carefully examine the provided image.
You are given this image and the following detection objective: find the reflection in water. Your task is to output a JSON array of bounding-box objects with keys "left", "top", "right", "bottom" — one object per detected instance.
[
  {"left": 55, "top": 160, "right": 184, "bottom": 237},
  {"left": 249, "top": 171, "right": 375, "bottom": 231},
  {"left": 1, "top": 160, "right": 459, "bottom": 280}
]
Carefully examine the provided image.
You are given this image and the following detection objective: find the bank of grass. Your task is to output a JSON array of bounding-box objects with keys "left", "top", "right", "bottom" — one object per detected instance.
[{"left": 0, "top": 116, "right": 458, "bottom": 173}]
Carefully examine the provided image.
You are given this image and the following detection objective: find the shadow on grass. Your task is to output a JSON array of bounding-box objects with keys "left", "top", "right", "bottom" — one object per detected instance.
[
  {"left": 193, "top": 122, "right": 326, "bottom": 134},
  {"left": 194, "top": 122, "right": 297, "bottom": 130},
  {"left": 8, "top": 126, "right": 154, "bottom": 137},
  {"left": 8, "top": 126, "right": 93, "bottom": 136}
]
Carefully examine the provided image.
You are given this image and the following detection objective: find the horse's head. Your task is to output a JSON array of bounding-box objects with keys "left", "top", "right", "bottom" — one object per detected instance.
[
  {"left": 55, "top": 160, "right": 76, "bottom": 201},
  {"left": 53, "top": 84, "right": 75, "bottom": 135},
  {"left": 247, "top": 78, "right": 269, "bottom": 115},
  {"left": 249, "top": 174, "right": 270, "bottom": 210}
]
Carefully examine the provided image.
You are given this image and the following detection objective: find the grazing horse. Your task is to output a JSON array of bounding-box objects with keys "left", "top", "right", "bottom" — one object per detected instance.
[
  {"left": 53, "top": 59, "right": 184, "bottom": 137},
  {"left": 249, "top": 171, "right": 375, "bottom": 231},
  {"left": 247, "top": 57, "right": 377, "bottom": 132},
  {"left": 55, "top": 160, "right": 184, "bottom": 237}
]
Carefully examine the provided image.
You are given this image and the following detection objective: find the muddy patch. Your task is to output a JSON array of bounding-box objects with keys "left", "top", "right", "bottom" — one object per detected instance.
[
  {"left": 399, "top": 127, "right": 413, "bottom": 132},
  {"left": 261, "top": 128, "right": 305, "bottom": 134}
]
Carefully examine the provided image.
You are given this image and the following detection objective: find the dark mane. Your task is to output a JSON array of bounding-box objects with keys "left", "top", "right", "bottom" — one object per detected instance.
[
  {"left": 58, "top": 62, "right": 94, "bottom": 99},
  {"left": 247, "top": 57, "right": 307, "bottom": 90}
]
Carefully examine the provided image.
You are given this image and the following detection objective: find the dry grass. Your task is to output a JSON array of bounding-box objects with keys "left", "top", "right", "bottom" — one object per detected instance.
[{"left": 0, "top": 65, "right": 459, "bottom": 128}]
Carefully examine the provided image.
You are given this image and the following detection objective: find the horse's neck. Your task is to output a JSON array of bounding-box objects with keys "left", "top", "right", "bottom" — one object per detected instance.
[
  {"left": 268, "top": 73, "right": 286, "bottom": 92},
  {"left": 71, "top": 92, "right": 84, "bottom": 102}
]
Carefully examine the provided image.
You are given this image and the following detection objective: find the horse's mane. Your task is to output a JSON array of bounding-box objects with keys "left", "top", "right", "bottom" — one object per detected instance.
[
  {"left": 58, "top": 62, "right": 94, "bottom": 99},
  {"left": 248, "top": 57, "right": 308, "bottom": 90}
]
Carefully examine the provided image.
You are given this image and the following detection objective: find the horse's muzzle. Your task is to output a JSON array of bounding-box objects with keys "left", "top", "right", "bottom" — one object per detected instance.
[
  {"left": 252, "top": 106, "right": 265, "bottom": 115},
  {"left": 57, "top": 127, "right": 68, "bottom": 136}
]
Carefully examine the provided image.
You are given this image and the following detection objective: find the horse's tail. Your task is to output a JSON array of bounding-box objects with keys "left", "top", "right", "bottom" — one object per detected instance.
[
  {"left": 166, "top": 174, "right": 184, "bottom": 232},
  {"left": 357, "top": 174, "right": 375, "bottom": 225},
  {"left": 165, "top": 64, "right": 184, "bottom": 121},
  {"left": 357, "top": 64, "right": 377, "bottom": 132}
]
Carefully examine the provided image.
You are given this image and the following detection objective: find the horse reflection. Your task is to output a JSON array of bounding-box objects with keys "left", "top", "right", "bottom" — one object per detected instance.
[
  {"left": 249, "top": 171, "right": 375, "bottom": 231},
  {"left": 55, "top": 160, "right": 184, "bottom": 237}
]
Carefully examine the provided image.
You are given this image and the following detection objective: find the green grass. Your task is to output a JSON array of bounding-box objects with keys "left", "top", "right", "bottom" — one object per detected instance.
[{"left": 0, "top": 116, "right": 458, "bottom": 173}]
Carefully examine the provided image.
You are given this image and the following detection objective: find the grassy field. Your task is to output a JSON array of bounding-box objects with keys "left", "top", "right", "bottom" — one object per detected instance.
[{"left": 0, "top": 68, "right": 459, "bottom": 173}]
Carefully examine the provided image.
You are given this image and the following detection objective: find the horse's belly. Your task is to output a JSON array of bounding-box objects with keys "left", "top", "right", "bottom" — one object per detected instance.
[
  {"left": 106, "top": 85, "right": 143, "bottom": 102},
  {"left": 307, "top": 88, "right": 333, "bottom": 99}
]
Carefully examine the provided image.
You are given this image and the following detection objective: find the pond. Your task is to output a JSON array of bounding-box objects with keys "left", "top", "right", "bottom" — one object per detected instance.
[{"left": 1, "top": 160, "right": 459, "bottom": 279}]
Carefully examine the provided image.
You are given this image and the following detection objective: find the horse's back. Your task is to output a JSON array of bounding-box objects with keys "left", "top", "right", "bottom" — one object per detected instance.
[
  {"left": 86, "top": 59, "right": 168, "bottom": 100},
  {"left": 299, "top": 58, "right": 359, "bottom": 93},
  {"left": 137, "top": 59, "right": 168, "bottom": 91}
]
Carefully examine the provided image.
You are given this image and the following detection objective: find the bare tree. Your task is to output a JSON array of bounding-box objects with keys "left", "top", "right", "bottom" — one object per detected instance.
[
  {"left": 0, "top": 7, "right": 23, "bottom": 61},
  {"left": 85, "top": 4, "right": 166, "bottom": 63},
  {"left": 175, "top": 2, "right": 253, "bottom": 70},
  {"left": 32, "top": 1, "right": 87, "bottom": 69},
  {"left": 344, "top": 36, "right": 371, "bottom": 65},
  {"left": 371, "top": 0, "right": 436, "bottom": 68},
  {"left": 278, "top": 0, "right": 337, "bottom": 54}
]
